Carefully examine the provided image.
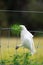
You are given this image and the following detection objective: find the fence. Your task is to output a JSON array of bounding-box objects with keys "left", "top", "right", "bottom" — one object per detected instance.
[
  {"left": 0, "top": 28, "right": 43, "bottom": 65},
  {"left": 0, "top": 10, "right": 43, "bottom": 65},
  {"left": 0, "top": 10, "right": 43, "bottom": 13}
]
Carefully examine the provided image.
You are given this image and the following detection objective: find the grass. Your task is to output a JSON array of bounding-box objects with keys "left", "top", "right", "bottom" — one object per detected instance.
[{"left": 0, "top": 37, "right": 43, "bottom": 65}]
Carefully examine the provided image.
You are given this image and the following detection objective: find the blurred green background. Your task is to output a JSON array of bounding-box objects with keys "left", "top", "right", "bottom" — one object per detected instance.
[{"left": 0, "top": 0, "right": 43, "bottom": 36}]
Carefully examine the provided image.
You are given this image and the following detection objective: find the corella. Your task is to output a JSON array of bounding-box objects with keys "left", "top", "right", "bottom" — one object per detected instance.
[{"left": 16, "top": 25, "right": 36, "bottom": 55}]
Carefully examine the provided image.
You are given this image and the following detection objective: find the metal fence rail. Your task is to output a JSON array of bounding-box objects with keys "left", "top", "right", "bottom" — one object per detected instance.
[
  {"left": 0, "top": 28, "right": 43, "bottom": 33},
  {"left": 0, "top": 10, "right": 43, "bottom": 13}
]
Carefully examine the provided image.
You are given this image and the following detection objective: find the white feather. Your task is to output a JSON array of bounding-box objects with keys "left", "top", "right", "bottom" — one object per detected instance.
[{"left": 18, "top": 25, "right": 36, "bottom": 55}]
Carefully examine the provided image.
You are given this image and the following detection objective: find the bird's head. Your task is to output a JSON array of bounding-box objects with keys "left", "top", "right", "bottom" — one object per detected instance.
[
  {"left": 20, "top": 25, "right": 27, "bottom": 30},
  {"left": 11, "top": 24, "right": 27, "bottom": 36}
]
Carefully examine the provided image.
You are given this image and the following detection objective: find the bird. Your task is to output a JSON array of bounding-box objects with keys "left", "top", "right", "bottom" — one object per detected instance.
[{"left": 16, "top": 25, "right": 36, "bottom": 55}]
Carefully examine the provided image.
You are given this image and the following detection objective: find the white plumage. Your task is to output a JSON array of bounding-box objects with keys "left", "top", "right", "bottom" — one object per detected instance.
[{"left": 16, "top": 25, "right": 36, "bottom": 55}]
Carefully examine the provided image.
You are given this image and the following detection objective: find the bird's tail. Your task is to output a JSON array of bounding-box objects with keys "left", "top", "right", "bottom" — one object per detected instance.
[{"left": 31, "top": 48, "right": 36, "bottom": 55}]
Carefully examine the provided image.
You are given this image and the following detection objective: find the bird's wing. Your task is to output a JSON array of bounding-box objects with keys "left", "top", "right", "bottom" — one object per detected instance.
[
  {"left": 21, "top": 29, "right": 33, "bottom": 43},
  {"left": 22, "top": 37, "right": 33, "bottom": 49},
  {"left": 27, "top": 30, "right": 34, "bottom": 38},
  {"left": 23, "top": 38, "right": 36, "bottom": 53}
]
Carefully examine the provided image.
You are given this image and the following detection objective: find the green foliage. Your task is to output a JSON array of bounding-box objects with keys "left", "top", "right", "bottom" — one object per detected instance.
[
  {"left": 22, "top": 53, "right": 31, "bottom": 65},
  {"left": 13, "top": 54, "right": 20, "bottom": 65},
  {"left": 0, "top": 60, "right": 6, "bottom": 65},
  {"left": 12, "top": 52, "right": 31, "bottom": 65},
  {"left": 0, "top": 52, "right": 43, "bottom": 65},
  {"left": 11, "top": 24, "right": 21, "bottom": 36},
  {"left": 12, "top": 52, "right": 43, "bottom": 65}
]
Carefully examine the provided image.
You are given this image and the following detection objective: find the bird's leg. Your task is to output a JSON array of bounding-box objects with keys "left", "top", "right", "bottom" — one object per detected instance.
[{"left": 15, "top": 44, "right": 23, "bottom": 50}]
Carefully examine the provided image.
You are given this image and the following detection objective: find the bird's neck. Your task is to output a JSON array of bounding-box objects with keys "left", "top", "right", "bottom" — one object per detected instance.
[{"left": 21, "top": 28, "right": 27, "bottom": 34}]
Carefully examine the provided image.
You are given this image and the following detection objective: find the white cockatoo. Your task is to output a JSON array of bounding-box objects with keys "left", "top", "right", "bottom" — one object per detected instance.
[{"left": 16, "top": 25, "right": 36, "bottom": 55}]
